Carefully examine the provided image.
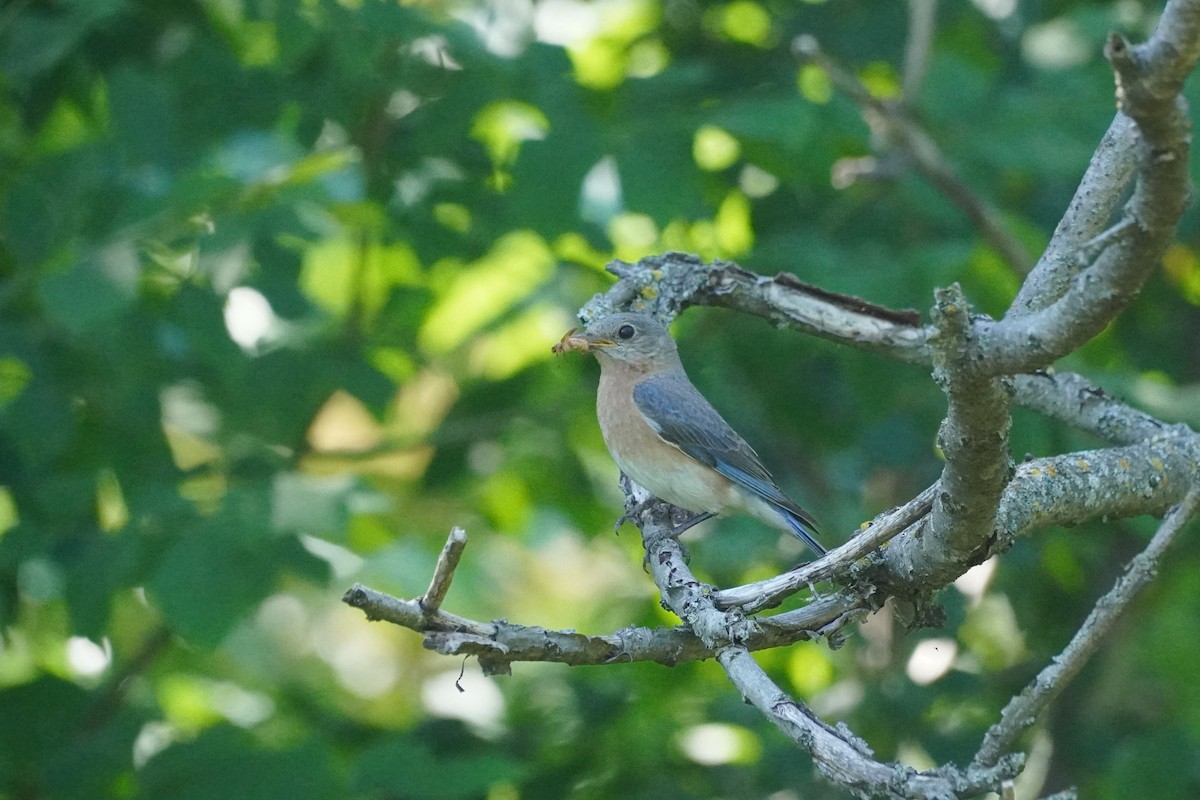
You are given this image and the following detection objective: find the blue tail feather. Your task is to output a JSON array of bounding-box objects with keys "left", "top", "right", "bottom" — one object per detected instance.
[{"left": 781, "top": 509, "right": 826, "bottom": 557}]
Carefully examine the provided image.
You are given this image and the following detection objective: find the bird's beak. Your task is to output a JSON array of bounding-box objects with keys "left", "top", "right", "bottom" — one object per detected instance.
[{"left": 552, "top": 328, "right": 614, "bottom": 355}]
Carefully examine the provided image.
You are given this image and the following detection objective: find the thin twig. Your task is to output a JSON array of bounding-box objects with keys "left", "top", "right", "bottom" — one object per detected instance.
[
  {"left": 793, "top": 35, "right": 1034, "bottom": 275},
  {"left": 974, "top": 488, "right": 1200, "bottom": 768},
  {"left": 902, "top": 0, "right": 937, "bottom": 101},
  {"left": 420, "top": 526, "right": 468, "bottom": 613},
  {"left": 714, "top": 482, "right": 937, "bottom": 612}
]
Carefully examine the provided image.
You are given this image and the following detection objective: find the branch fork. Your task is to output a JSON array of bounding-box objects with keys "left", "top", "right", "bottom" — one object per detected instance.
[{"left": 343, "top": 4, "right": 1200, "bottom": 797}]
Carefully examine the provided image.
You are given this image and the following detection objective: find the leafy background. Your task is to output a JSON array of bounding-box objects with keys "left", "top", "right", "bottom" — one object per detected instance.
[{"left": 2, "top": 0, "right": 1199, "bottom": 797}]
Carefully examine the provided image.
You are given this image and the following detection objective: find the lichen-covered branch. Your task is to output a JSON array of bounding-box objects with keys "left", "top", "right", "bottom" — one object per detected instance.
[
  {"left": 919, "top": 285, "right": 1014, "bottom": 579},
  {"left": 1012, "top": 371, "right": 1177, "bottom": 446},
  {"left": 975, "top": 9, "right": 1199, "bottom": 374},
  {"left": 581, "top": 253, "right": 932, "bottom": 364},
  {"left": 636, "top": 496, "right": 1022, "bottom": 798}
]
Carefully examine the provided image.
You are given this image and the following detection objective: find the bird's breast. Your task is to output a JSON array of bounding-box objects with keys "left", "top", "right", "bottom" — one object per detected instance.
[{"left": 596, "top": 368, "right": 731, "bottom": 513}]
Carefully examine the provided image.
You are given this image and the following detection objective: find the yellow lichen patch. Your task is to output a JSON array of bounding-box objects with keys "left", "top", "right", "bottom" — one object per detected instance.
[
  {"left": 1076, "top": 459, "right": 1090, "bottom": 472},
  {"left": 1118, "top": 458, "right": 1131, "bottom": 469},
  {"left": 1150, "top": 457, "right": 1165, "bottom": 471},
  {"left": 640, "top": 285, "right": 658, "bottom": 299},
  {"left": 1043, "top": 465, "right": 1057, "bottom": 477}
]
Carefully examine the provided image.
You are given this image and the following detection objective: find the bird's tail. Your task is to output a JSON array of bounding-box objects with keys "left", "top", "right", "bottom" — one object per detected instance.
[{"left": 781, "top": 509, "right": 826, "bottom": 557}]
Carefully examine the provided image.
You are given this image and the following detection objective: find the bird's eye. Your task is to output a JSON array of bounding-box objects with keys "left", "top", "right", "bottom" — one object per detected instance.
[{"left": 617, "top": 324, "right": 635, "bottom": 340}]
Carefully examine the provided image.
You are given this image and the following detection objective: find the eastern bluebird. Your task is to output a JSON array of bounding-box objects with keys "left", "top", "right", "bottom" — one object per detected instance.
[{"left": 554, "top": 312, "right": 825, "bottom": 556}]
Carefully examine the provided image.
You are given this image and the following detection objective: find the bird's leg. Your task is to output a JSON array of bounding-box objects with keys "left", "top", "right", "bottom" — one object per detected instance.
[
  {"left": 669, "top": 510, "right": 716, "bottom": 538},
  {"left": 615, "top": 496, "right": 658, "bottom": 534}
]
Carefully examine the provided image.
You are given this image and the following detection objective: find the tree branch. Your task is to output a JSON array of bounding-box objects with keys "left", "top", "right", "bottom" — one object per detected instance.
[
  {"left": 587, "top": 252, "right": 932, "bottom": 362},
  {"left": 419, "top": 526, "right": 467, "bottom": 613},
  {"left": 1012, "top": 371, "right": 1178, "bottom": 446},
  {"left": 973, "top": 488, "right": 1200, "bottom": 768},
  {"left": 713, "top": 481, "right": 937, "bottom": 613},
  {"left": 920, "top": 285, "right": 1014, "bottom": 579},
  {"left": 341, "top": 527, "right": 867, "bottom": 674},
  {"left": 638, "top": 491, "right": 1023, "bottom": 798},
  {"left": 792, "top": 35, "right": 1035, "bottom": 275},
  {"left": 1007, "top": 115, "right": 1138, "bottom": 317},
  {"left": 976, "top": 5, "right": 1199, "bottom": 374}
]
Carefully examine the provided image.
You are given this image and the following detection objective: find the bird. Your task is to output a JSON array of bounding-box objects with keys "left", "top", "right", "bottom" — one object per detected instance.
[{"left": 553, "top": 312, "right": 825, "bottom": 557}]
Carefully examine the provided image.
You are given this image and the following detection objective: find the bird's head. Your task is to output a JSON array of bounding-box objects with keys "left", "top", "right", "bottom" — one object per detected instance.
[{"left": 553, "top": 312, "right": 680, "bottom": 370}]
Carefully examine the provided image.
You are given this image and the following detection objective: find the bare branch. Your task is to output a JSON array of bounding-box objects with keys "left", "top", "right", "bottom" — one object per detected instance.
[
  {"left": 714, "top": 481, "right": 937, "bottom": 612},
  {"left": 1012, "top": 371, "right": 1177, "bottom": 446},
  {"left": 419, "top": 526, "right": 468, "bottom": 613},
  {"left": 974, "top": 488, "right": 1200, "bottom": 768},
  {"left": 921, "top": 285, "right": 1014, "bottom": 578},
  {"left": 881, "top": 434, "right": 1200, "bottom": 590},
  {"left": 977, "top": 6, "right": 1198, "bottom": 374},
  {"left": 343, "top": 578, "right": 865, "bottom": 675},
  {"left": 792, "top": 35, "right": 1035, "bottom": 275},
  {"left": 638, "top": 499, "right": 1022, "bottom": 798},
  {"left": 583, "top": 252, "right": 932, "bottom": 363},
  {"left": 1009, "top": 119, "right": 1138, "bottom": 317},
  {"left": 902, "top": 0, "right": 937, "bottom": 102}
]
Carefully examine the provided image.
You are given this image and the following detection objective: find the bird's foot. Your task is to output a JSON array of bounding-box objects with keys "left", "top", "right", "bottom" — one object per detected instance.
[
  {"left": 614, "top": 497, "right": 658, "bottom": 534},
  {"left": 668, "top": 510, "right": 716, "bottom": 538}
]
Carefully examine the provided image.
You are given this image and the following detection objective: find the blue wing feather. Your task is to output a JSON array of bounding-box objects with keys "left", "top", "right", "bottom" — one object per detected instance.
[{"left": 632, "top": 372, "right": 824, "bottom": 555}]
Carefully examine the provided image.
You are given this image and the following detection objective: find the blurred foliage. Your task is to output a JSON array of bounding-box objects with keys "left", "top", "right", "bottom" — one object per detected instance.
[{"left": 1, "top": 0, "right": 1199, "bottom": 798}]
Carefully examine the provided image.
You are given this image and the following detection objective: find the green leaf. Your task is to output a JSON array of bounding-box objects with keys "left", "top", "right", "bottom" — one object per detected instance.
[{"left": 147, "top": 525, "right": 276, "bottom": 649}]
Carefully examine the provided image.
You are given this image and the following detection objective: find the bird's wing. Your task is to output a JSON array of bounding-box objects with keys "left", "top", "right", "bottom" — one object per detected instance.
[{"left": 631, "top": 371, "right": 818, "bottom": 533}]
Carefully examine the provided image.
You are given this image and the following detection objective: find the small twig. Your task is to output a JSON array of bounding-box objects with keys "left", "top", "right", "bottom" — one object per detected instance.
[
  {"left": 420, "top": 526, "right": 468, "bottom": 613},
  {"left": 84, "top": 625, "right": 173, "bottom": 730},
  {"left": 902, "top": 0, "right": 937, "bottom": 101},
  {"left": 793, "top": 35, "right": 1034, "bottom": 275},
  {"left": 1068, "top": 217, "right": 1138, "bottom": 273},
  {"left": 344, "top": 582, "right": 495, "bottom": 637},
  {"left": 714, "top": 482, "right": 938, "bottom": 612},
  {"left": 973, "top": 488, "right": 1200, "bottom": 768}
]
